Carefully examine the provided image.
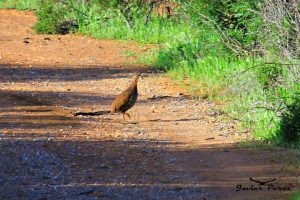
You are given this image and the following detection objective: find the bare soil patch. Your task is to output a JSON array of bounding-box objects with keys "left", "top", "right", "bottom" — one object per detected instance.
[{"left": 0, "top": 9, "right": 299, "bottom": 200}]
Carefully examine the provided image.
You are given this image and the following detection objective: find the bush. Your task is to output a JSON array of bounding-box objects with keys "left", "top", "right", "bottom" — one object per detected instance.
[
  {"left": 261, "top": 0, "right": 300, "bottom": 58},
  {"left": 256, "top": 64, "right": 283, "bottom": 90},
  {"left": 33, "top": 0, "right": 70, "bottom": 34},
  {"left": 277, "top": 96, "right": 300, "bottom": 147},
  {"left": 185, "top": 0, "right": 262, "bottom": 54}
]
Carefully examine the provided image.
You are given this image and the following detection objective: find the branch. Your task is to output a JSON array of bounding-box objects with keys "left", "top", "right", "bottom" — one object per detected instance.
[
  {"left": 65, "top": 0, "right": 89, "bottom": 18},
  {"left": 185, "top": 3, "right": 246, "bottom": 55}
]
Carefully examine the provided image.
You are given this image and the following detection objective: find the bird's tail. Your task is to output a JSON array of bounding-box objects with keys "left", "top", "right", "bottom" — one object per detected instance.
[{"left": 74, "top": 110, "right": 110, "bottom": 116}]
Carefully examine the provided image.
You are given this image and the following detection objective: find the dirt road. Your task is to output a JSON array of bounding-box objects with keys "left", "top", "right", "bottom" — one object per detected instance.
[{"left": 0, "top": 9, "right": 299, "bottom": 200}]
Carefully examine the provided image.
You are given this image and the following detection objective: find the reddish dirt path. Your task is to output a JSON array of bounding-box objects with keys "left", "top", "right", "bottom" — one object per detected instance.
[{"left": 0, "top": 9, "right": 299, "bottom": 199}]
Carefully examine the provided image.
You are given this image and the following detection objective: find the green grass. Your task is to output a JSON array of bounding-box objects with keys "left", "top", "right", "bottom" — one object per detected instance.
[
  {"left": 289, "top": 191, "right": 300, "bottom": 200},
  {"left": 156, "top": 36, "right": 299, "bottom": 145},
  {"left": 74, "top": 6, "right": 191, "bottom": 44},
  {"left": 0, "top": 0, "right": 37, "bottom": 10}
]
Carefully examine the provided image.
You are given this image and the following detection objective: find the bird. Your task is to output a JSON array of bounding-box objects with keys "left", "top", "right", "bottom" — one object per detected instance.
[{"left": 110, "top": 74, "right": 139, "bottom": 121}]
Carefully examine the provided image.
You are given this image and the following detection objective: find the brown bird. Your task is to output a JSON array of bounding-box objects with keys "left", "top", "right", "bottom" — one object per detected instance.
[{"left": 111, "top": 74, "right": 139, "bottom": 121}]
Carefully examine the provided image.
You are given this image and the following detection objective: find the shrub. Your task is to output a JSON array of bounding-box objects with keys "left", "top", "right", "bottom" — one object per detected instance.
[
  {"left": 33, "top": 0, "right": 70, "bottom": 34},
  {"left": 256, "top": 64, "right": 283, "bottom": 90},
  {"left": 276, "top": 96, "right": 300, "bottom": 147},
  {"left": 185, "top": 0, "right": 262, "bottom": 54}
]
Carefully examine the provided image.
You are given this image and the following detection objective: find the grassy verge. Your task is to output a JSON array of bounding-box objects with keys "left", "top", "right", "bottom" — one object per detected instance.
[
  {"left": 1, "top": 0, "right": 299, "bottom": 148},
  {"left": 0, "top": 0, "right": 37, "bottom": 10}
]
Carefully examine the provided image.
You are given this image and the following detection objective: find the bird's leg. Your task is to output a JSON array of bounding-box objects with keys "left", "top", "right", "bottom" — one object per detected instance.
[
  {"left": 125, "top": 112, "right": 131, "bottom": 119},
  {"left": 122, "top": 112, "right": 131, "bottom": 123},
  {"left": 122, "top": 113, "right": 125, "bottom": 122}
]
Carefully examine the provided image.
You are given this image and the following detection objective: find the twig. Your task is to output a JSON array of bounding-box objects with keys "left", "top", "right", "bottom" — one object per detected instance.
[
  {"left": 65, "top": 0, "right": 89, "bottom": 18},
  {"left": 185, "top": 3, "right": 246, "bottom": 55}
]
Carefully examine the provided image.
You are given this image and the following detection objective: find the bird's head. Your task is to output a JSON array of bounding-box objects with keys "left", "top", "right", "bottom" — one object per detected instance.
[{"left": 131, "top": 74, "right": 140, "bottom": 84}]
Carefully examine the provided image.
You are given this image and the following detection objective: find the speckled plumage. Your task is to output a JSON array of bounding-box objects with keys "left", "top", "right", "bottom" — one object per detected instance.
[{"left": 111, "top": 74, "right": 139, "bottom": 120}]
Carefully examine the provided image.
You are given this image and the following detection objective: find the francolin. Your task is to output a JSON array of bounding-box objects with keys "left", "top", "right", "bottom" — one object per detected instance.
[{"left": 111, "top": 74, "right": 139, "bottom": 121}]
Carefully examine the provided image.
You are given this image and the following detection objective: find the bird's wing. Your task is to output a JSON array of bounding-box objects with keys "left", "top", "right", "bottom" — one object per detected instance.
[{"left": 113, "top": 89, "right": 131, "bottom": 110}]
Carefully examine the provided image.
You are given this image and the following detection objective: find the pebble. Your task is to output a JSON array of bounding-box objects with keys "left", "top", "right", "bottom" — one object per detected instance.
[{"left": 151, "top": 94, "right": 157, "bottom": 99}]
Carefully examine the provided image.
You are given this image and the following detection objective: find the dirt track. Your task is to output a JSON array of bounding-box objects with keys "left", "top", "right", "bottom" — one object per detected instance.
[{"left": 0, "top": 9, "right": 299, "bottom": 200}]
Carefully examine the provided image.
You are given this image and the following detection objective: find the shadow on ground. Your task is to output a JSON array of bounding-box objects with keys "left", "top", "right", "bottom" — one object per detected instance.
[
  {"left": 0, "top": 135, "right": 299, "bottom": 200},
  {"left": 0, "top": 64, "right": 152, "bottom": 83},
  {"left": 0, "top": 64, "right": 298, "bottom": 200},
  {"left": 0, "top": 64, "right": 162, "bottom": 110}
]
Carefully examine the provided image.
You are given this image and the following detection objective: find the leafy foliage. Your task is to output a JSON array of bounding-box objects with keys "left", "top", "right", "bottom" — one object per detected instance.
[
  {"left": 185, "top": 0, "right": 262, "bottom": 53},
  {"left": 256, "top": 64, "right": 283, "bottom": 90},
  {"left": 277, "top": 96, "right": 300, "bottom": 147},
  {"left": 33, "top": 0, "right": 68, "bottom": 34}
]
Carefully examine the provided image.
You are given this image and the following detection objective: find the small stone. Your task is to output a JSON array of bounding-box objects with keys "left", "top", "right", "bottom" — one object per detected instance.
[
  {"left": 151, "top": 94, "right": 157, "bottom": 99},
  {"left": 100, "top": 164, "right": 107, "bottom": 168}
]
